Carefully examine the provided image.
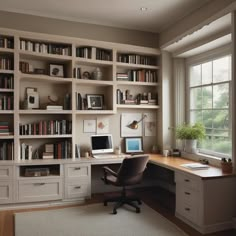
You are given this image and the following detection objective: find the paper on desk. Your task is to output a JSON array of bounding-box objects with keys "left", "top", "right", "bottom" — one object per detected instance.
[{"left": 180, "top": 163, "right": 209, "bottom": 170}]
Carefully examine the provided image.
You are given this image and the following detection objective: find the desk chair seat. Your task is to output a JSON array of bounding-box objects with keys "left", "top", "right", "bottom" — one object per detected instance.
[{"left": 102, "top": 155, "right": 149, "bottom": 214}]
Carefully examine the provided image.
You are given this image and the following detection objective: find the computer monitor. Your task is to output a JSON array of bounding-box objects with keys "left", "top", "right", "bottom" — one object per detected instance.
[{"left": 91, "top": 134, "right": 114, "bottom": 155}]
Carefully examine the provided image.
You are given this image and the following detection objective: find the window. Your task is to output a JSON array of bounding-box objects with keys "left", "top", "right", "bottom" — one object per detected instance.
[{"left": 188, "top": 55, "right": 232, "bottom": 158}]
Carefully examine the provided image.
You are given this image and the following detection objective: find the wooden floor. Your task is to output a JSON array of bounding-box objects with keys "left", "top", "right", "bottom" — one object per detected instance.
[{"left": 0, "top": 187, "right": 235, "bottom": 236}]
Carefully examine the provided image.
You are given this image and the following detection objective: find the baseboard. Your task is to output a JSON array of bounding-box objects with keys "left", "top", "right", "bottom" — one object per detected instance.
[
  {"left": 176, "top": 212, "right": 234, "bottom": 234},
  {"left": 0, "top": 199, "right": 84, "bottom": 211}
]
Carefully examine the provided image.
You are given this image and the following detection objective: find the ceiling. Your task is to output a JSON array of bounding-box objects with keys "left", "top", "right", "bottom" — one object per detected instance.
[{"left": 1, "top": 0, "right": 210, "bottom": 33}]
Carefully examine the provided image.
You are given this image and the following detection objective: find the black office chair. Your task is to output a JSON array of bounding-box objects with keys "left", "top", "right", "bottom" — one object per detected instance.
[{"left": 102, "top": 155, "right": 149, "bottom": 214}]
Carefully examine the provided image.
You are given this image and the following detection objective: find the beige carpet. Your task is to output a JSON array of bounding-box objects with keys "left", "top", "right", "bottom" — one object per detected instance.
[{"left": 15, "top": 203, "right": 188, "bottom": 236}]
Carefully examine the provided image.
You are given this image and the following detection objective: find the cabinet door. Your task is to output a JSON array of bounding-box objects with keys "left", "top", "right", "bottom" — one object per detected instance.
[
  {"left": 18, "top": 178, "right": 62, "bottom": 202},
  {"left": 0, "top": 166, "right": 13, "bottom": 179},
  {"left": 65, "top": 180, "right": 90, "bottom": 199},
  {"left": 0, "top": 181, "right": 13, "bottom": 204}
]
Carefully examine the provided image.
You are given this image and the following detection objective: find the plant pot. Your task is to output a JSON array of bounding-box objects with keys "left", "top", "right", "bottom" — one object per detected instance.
[
  {"left": 221, "top": 162, "right": 233, "bottom": 173},
  {"left": 185, "top": 139, "right": 198, "bottom": 153}
]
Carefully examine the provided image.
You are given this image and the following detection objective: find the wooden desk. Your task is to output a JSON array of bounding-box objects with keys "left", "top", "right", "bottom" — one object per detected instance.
[
  {"left": 146, "top": 154, "right": 236, "bottom": 234},
  {"left": 148, "top": 154, "right": 234, "bottom": 179}
]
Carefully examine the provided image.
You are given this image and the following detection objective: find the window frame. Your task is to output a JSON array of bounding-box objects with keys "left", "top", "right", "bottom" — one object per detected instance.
[{"left": 185, "top": 45, "right": 232, "bottom": 159}]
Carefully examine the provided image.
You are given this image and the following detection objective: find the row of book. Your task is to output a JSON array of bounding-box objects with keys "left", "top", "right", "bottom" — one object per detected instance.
[
  {"left": 0, "top": 141, "right": 14, "bottom": 160},
  {"left": 116, "top": 89, "right": 157, "bottom": 105},
  {"left": 20, "top": 39, "right": 72, "bottom": 56},
  {"left": 76, "top": 92, "right": 87, "bottom": 110},
  {"left": 0, "top": 56, "right": 14, "bottom": 70},
  {"left": 0, "top": 95, "right": 14, "bottom": 110},
  {"left": 0, "top": 121, "right": 10, "bottom": 135},
  {"left": 0, "top": 74, "right": 14, "bottom": 89},
  {"left": 117, "top": 53, "right": 156, "bottom": 66},
  {"left": 19, "top": 120, "right": 72, "bottom": 135},
  {"left": 0, "top": 36, "right": 14, "bottom": 49},
  {"left": 76, "top": 46, "right": 112, "bottom": 61},
  {"left": 116, "top": 70, "right": 157, "bottom": 83}
]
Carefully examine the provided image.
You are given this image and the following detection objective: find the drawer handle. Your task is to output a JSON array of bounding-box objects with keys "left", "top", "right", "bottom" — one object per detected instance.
[
  {"left": 184, "top": 192, "right": 191, "bottom": 195},
  {"left": 184, "top": 179, "right": 190, "bottom": 182},
  {"left": 74, "top": 186, "right": 81, "bottom": 189},
  {"left": 74, "top": 167, "right": 81, "bottom": 170},
  {"left": 185, "top": 207, "right": 190, "bottom": 211},
  {"left": 34, "top": 183, "right": 45, "bottom": 186}
]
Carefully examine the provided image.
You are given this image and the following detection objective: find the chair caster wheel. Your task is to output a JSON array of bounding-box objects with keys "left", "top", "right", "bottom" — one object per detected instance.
[
  {"left": 113, "top": 210, "right": 117, "bottom": 214},
  {"left": 138, "top": 200, "right": 142, "bottom": 205},
  {"left": 136, "top": 208, "right": 140, "bottom": 213},
  {"left": 104, "top": 202, "right": 107, "bottom": 206}
]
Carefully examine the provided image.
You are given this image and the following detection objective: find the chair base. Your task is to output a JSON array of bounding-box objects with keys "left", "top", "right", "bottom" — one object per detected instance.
[{"left": 104, "top": 192, "right": 142, "bottom": 214}]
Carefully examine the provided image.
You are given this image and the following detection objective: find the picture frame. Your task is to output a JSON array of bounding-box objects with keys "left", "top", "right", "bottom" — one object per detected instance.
[
  {"left": 124, "top": 137, "right": 144, "bottom": 154},
  {"left": 49, "top": 64, "right": 64, "bottom": 77},
  {"left": 87, "top": 94, "right": 103, "bottom": 110}
]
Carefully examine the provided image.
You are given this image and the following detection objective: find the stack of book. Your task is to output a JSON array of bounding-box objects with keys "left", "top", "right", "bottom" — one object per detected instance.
[
  {"left": 116, "top": 73, "right": 129, "bottom": 81},
  {"left": 43, "top": 144, "right": 54, "bottom": 159},
  {"left": 0, "top": 121, "right": 10, "bottom": 135}
]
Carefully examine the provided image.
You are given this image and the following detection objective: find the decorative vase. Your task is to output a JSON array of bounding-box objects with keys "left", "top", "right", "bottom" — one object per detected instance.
[
  {"left": 92, "top": 67, "right": 102, "bottom": 80},
  {"left": 185, "top": 139, "right": 197, "bottom": 153}
]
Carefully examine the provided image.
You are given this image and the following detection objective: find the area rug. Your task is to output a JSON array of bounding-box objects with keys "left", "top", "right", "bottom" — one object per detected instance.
[{"left": 15, "top": 203, "right": 188, "bottom": 236}]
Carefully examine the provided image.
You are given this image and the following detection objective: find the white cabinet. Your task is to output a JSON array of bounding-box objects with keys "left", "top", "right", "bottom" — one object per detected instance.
[
  {"left": 0, "top": 165, "right": 14, "bottom": 204},
  {"left": 64, "top": 163, "right": 91, "bottom": 199},
  {"left": 175, "top": 172, "right": 203, "bottom": 227}
]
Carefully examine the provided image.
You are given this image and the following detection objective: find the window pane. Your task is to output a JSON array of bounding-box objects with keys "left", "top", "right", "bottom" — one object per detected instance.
[
  {"left": 213, "top": 56, "right": 230, "bottom": 82},
  {"left": 213, "top": 83, "right": 229, "bottom": 108},
  {"left": 202, "top": 110, "right": 212, "bottom": 128},
  {"left": 190, "top": 110, "right": 202, "bottom": 123},
  {"left": 212, "top": 110, "right": 229, "bottom": 129},
  {"left": 202, "top": 86, "right": 212, "bottom": 109},
  {"left": 190, "top": 65, "right": 201, "bottom": 86},
  {"left": 202, "top": 61, "right": 212, "bottom": 85},
  {"left": 190, "top": 88, "right": 201, "bottom": 109},
  {"left": 212, "top": 136, "right": 232, "bottom": 155}
]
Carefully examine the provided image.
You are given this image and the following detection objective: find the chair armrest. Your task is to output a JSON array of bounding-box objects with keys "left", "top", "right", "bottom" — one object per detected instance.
[{"left": 103, "top": 166, "right": 118, "bottom": 177}]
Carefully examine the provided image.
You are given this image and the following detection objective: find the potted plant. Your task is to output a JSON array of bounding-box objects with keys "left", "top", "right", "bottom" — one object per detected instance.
[
  {"left": 221, "top": 158, "right": 233, "bottom": 173},
  {"left": 175, "top": 122, "right": 205, "bottom": 153}
]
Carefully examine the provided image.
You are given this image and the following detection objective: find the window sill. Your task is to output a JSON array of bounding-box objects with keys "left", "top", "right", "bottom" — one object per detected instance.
[{"left": 181, "top": 151, "right": 221, "bottom": 167}]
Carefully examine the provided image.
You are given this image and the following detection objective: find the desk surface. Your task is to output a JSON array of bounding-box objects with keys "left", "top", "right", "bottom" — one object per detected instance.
[
  {"left": 148, "top": 154, "right": 235, "bottom": 179},
  {"left": 88, "top": 154, "right": 235, "bottom": 179}
]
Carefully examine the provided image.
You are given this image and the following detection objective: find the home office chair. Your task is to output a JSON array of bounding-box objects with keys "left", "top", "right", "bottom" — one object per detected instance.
[{"left": 102, "top": 155, "right": 149, "bottom": 214}]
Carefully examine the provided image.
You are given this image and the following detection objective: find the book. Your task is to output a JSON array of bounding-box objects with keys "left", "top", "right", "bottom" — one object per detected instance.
[
  {"left": 46, "top": 105, "right": 63, "bottom": 110},
  {"left": 180, "top": 163, "right": 209, "bottom": 170}
]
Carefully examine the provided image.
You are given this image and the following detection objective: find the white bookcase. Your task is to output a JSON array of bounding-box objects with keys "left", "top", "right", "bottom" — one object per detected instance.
[{"left": 0, "top": 27, "right": 160, "bottom": 205}]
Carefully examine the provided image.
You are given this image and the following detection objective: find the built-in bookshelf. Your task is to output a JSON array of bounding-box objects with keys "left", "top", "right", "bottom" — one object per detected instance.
[{"left": 0, "top": 28, "right": 160, "bottom": 163}]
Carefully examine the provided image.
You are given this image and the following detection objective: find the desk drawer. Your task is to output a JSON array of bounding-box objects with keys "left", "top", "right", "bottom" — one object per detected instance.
[
  {"left": 175, "top": 172, "right": 200, "bottom": 191},
  {"left": 65, "top": 181, "right": 90, "bottom": 199},
  {"left": 18, "top": 178, "right": 62, "bottom": 202},
  {"left": 176, "top": 202, "right": 198, "bottom": 223},
  {"left": 65, "top": 164, "right": 90, "bottom": 179},
  {"left": 176, "top": 186, "right": 197, "bottom": 206}
]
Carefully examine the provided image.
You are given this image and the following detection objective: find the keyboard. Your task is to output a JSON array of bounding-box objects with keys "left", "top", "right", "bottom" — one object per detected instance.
[
  {"left": 93, "top": 153, "right": 130, "bottom": 159},
  {"left": 93, "top": 154, "right": 118, "bottom": 159}
]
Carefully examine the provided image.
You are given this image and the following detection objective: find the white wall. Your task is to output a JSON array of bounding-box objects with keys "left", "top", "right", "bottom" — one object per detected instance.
[{"left": 0, "top": 11, "right": 158, "bottom": 48}]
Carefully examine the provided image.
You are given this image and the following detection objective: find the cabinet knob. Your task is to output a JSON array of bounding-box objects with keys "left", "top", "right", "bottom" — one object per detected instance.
[
  {"left": 184, "top": 192, "right": 191, "bottom": 195},
  {"left": 185, "top": 207, "right": 190, "bottom": 211},
  {"left": 74, "top": 167, "right": 81, "bottom": 170},
  {"left": 184, "top": 179, "right": 190, "bottom": 182},
  {"left": 34, "top": 183, "right": 45, "bottom": 186},
  {"left": 74, "top": 186, "right": 81, "bottom": 189}
]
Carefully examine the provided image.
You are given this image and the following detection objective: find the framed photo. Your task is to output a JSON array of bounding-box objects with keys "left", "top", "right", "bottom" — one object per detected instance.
[
  {"left": 125, "top": 137, "right": 144, "bottom": 154},
  {"left": 49, "top": 64, "right": 64, "bottom": 77},
  {"left": 87, "top": 94, "right": 103, "bottom": 110}
]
